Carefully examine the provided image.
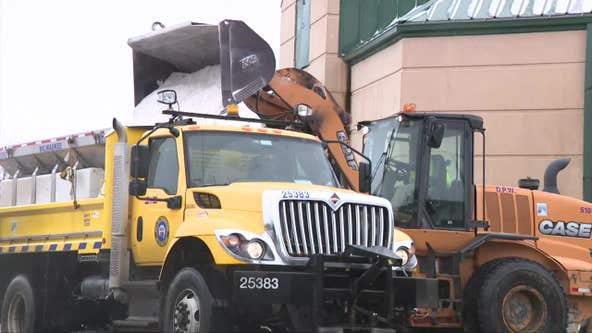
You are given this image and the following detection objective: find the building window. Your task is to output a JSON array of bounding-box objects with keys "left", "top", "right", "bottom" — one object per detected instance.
[{"left": 295, "top": 0, "right": 311, "bottom": 68}]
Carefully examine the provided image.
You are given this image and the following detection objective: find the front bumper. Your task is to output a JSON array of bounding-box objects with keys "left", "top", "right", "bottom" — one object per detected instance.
[{"left": 229, "top": 251, "right": 439, "bottom": 328}]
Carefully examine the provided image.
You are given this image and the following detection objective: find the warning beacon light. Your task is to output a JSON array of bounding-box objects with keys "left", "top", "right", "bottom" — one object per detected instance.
[
  {"left": 226, "top": 104, "right": 239, "bottom": 117},
  {"left": 403, "top": 103, "right": 416, "bottom": 113}
]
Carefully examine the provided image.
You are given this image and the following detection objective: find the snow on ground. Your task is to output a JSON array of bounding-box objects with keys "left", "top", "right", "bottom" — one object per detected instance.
[{"left": 132, "top": 65, "right": 261, "bottom": 127}]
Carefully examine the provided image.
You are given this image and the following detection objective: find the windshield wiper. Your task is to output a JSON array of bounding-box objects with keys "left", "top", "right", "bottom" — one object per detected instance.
[{"left": 196, "top": 182, "right": 232, "bottom": 187}]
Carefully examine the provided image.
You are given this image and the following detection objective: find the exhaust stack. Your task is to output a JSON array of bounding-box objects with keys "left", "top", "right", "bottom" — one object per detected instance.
[
  {"left": 109, "top": 118, "right": 130, "bottom": 300},
  {"left": 543, "top": 158, "right": 571, "bottom": 195}
]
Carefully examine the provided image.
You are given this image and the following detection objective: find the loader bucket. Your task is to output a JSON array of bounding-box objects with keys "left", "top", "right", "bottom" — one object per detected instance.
[{"left": 128, "top": 20, "right": 275, "bottom": 107}]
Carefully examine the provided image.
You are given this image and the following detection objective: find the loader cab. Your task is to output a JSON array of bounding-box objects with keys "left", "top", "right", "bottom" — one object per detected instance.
[{"left": 362, "top": 112, "right": 484, "bottom": 231}]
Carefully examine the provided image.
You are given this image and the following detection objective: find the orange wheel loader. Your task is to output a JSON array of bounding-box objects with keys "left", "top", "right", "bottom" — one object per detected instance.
[{"left": 244, "top": 67, "right": 592, "bottom": 333}]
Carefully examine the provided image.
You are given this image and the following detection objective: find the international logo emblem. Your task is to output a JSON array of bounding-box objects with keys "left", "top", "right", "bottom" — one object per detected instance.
[
  {"left": 155, "top": 217, "right": 169, "bottom": 247},
  {"left": 330, "top": 193, "right": 340, "bottom": 205}
]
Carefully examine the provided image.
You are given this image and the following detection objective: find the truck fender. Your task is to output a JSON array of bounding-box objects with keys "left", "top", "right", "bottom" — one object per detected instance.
[
  {"left": 159, "top": 237, "right": 210, "bottom": 285},
  {"left": 159, "top": 235, "right": 242, "bottom": 285}
]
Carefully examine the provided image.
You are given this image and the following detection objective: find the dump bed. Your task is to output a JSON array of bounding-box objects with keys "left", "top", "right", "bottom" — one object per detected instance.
[
  {"left": 0, "top": 129, "right": 113, "bottom": 255},
  {"left": 0, "top": 130, "right": 107, "bottom": 205}
]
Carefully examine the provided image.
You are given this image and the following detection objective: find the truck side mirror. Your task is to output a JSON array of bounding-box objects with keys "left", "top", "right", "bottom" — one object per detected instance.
[
  {"left": 129, "top": 179, "right": 147, "bottom": 196},
  {"left": 359, "top": 161, "right": 371, "bottom": 194},
  {"left": 131, "top": 145, "right": 150, "bottom": 178},
  {"left": 428, "top": 122, "right": 444, "bottom": 148}
]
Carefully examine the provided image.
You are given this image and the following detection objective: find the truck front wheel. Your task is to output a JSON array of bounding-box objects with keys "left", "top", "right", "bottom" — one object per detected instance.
[
  {"left": 162, "top": 268, "right": 216, "bottom": 333},
  {"left": 477, "top": 258, "right": 567, "bottom": 333},
  {"left": 1, "top": 275, "right": 36, "bottom": 333}
]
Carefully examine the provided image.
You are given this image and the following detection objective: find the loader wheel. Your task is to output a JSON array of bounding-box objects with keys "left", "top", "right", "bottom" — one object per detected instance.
[
  {"left": 162, "top": 268, "right": 218, "bottom": 333},
  {"left": 462, "top": 259, "right": 504, "bottom": 332},
  {"left": 1, "top": 275, "right": 36, "bottom": 333},
  {"left": 477, "top": 259, "right": 567, "bottom": 333},
  {"left": 579, "top": 318, "right": 592, "bottom": 333}
]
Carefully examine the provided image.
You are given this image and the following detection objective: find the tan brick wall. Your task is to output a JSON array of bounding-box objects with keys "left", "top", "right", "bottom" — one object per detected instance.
[
  {"left": 350, "top": 30, "right": 586, "bottom": 199},
  {"left": 280, "top": 0, "right": 296, "bottom": 68},
  {"left": 279, "top": 0, "right": 347, "bottom": 109}
]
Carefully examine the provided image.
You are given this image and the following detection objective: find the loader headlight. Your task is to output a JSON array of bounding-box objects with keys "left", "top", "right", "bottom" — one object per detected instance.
[{"left": 295, "top": 104, "right": 313, "bottom": 117}]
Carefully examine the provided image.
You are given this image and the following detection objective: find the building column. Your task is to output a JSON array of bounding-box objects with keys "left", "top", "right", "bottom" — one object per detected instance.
[
  {"left": 584, "top": 24, "right": 592, "bottom": 202},
  {"left": 280, "top": 0, "right": 348, "bottom": 111}
]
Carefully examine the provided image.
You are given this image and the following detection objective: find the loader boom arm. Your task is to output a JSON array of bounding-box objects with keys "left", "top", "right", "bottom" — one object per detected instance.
[{"left": 244, "top": 68, "right": 360, "bottom": 191}]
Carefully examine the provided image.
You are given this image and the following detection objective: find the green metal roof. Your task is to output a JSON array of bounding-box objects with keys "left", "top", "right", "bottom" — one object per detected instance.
[
  {"left": 398, "top": 0, "right": 592, "bottom": 23},
  {"left": 340, "top": 0, "right": 592, "bottom": 63}
]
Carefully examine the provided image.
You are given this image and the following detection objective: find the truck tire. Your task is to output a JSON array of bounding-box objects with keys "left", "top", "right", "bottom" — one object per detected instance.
[
  {"left": 477, "top": 258, "right": 567, "bottom": 333},
  {"left": 462, "top": 259, "right": 504, "bottom": 332},
  {"left": 161, "top": 268, "right": 217, "bottom": 333},
  {"left": 1, "top": 275, "right": 36, "bottom": 333}
]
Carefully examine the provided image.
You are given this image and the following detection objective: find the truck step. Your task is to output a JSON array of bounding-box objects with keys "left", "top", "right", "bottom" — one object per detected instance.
[
  {"left": 120, "top": 280, "right": 161, "bottom": 323},
  {"left": 121, "top": 280, "right": 160, "bottom": 297},
  {"left": 112, "top": 316, "right": 159, "bottom": 332},
  {"left": 121, "top": 279, "right": 159, "bottom": 289},
  {"left": 318, "top": 327, "right": 397, "bottom": 333}
]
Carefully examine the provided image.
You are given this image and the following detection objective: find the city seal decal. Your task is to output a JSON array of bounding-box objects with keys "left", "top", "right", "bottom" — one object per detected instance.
[
  {"left": 155, "top": 217, "right": 170, "bottom": 247},
  {"left": 538, "top": 219, "right": 592, "bottom": 239}
]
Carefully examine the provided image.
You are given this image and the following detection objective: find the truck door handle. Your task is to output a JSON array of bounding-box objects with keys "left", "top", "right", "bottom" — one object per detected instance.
[
  {"left": 136, "top": 195, "right": 182, "bottom": 209},
  {"left": 137, "top": 217, "right": 143, "bottom": 242}
]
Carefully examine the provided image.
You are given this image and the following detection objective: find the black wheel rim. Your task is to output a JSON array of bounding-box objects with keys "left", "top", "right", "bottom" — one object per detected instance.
[
  {"left": 7, "top": 292, "right": 26, "bottom": 333},
  {"left": 502, "top": 285, "right": 547, "bottom": 332}
]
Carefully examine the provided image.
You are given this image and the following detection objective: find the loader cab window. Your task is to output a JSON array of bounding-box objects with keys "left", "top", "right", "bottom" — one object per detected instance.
[
  {"left": 374, "top": 119, "right": 422, "bottom": 228},
  {"left": 147, "top": 137, "right": 179, "bottom": 194},
  {"left": 425, "top": 122, "right": 466, "bottom": 229}
]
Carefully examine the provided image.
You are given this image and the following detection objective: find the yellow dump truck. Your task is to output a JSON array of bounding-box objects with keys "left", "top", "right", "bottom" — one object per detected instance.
[{"left": 0, "top": 21, "right": 432, "bottom": 332}]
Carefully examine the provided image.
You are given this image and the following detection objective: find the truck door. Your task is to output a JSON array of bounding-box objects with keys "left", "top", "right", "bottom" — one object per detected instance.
[{"left": 131, "top": 136, "right": 185, "bottom": 266}]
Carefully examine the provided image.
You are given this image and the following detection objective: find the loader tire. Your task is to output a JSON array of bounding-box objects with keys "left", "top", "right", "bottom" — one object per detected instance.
[
  {"left": 477, "top": 258, "right": 567, "bottom": 333},
  {"left": 1, "top": 275, "right": 36, "bottom": 333},
  {"left": 462, "top": 259, "right": 505, "bottom": 332},
  {"left": 161, "top": 267, "right": 221, "bottom": 333}
]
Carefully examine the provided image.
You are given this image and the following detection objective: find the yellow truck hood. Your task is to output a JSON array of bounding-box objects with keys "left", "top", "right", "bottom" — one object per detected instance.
[{"left": 190, "top": 182, "right": 354, "bottom": 213}]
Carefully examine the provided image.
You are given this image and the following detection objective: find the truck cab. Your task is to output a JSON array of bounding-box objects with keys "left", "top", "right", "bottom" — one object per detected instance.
[{"left": 128, "top": 122, "right": 393, "bottom": 267}]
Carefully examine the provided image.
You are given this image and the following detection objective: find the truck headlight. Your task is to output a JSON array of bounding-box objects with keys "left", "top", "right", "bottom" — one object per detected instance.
[
  {"left": 395, "top": 247, "right": 410, "bottom": 266},
  {"left": 393, "top": 242, "right": 417, "bottom": 271},
  {"left": 245, "top": 240, "right": 265, "bottom": 259},
  {"left": 218, "top": 232, "right": 273, "bottom": 262}
]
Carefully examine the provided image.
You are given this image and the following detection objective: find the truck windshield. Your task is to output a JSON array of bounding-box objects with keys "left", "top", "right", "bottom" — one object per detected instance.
[
  {"left": 364, "top": 117, "right": 421, "bottom": 227},
  {"left": 184, "top": 131, "right": 339, "bottom": 188}
]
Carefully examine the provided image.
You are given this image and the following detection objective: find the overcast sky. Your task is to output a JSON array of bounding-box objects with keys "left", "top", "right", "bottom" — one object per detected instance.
[{"left": 0, "top": 0, "right": 281, "bottom": 146}]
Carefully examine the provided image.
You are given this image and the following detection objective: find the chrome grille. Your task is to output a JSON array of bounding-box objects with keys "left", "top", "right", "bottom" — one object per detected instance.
[{"left": 278, "top": 200, "right": 392, "bottom": 256}]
